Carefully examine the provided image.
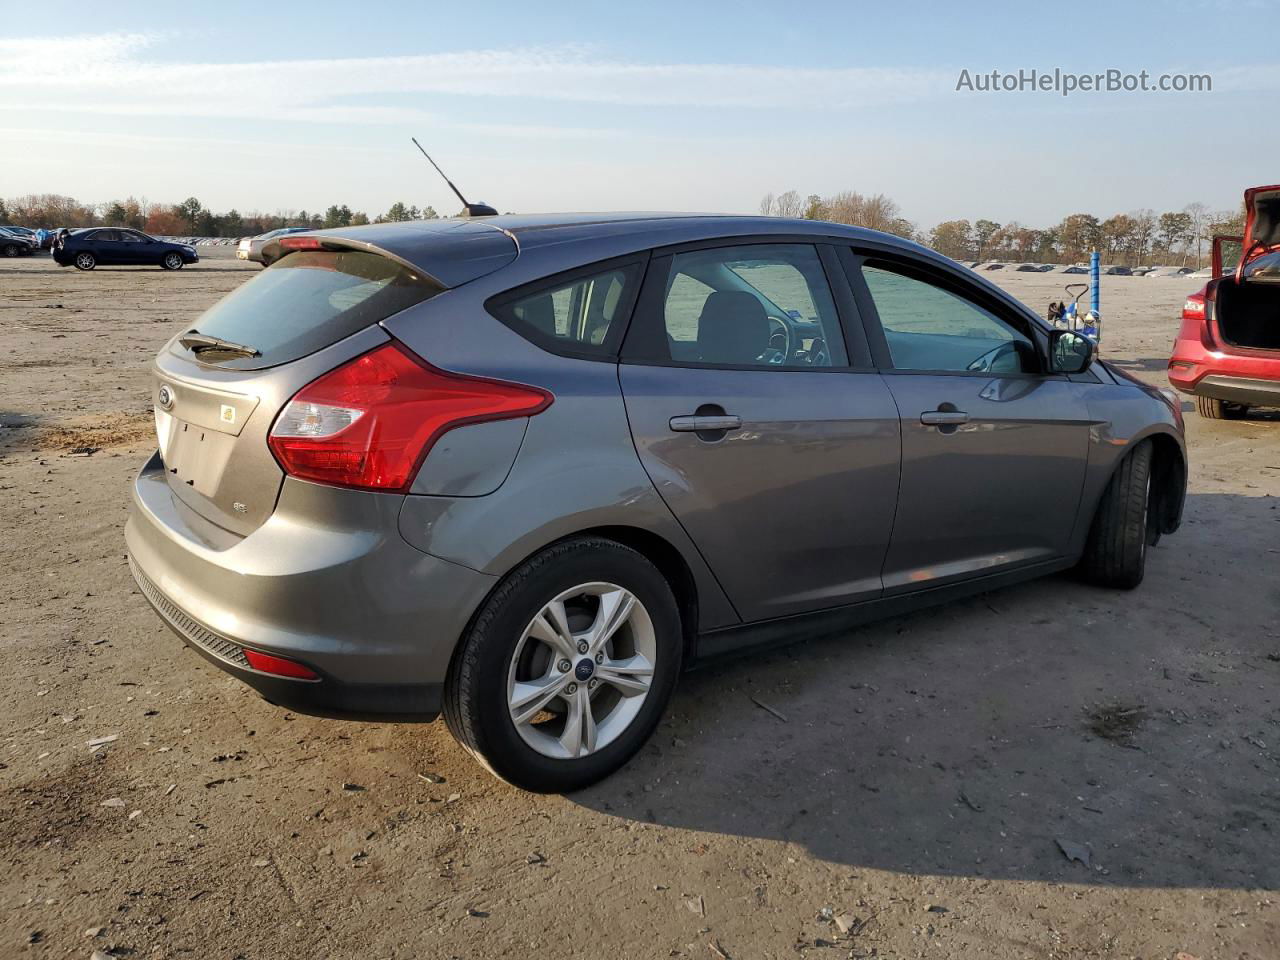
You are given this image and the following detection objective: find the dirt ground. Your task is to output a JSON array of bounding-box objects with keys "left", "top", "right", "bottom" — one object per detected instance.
[{"left": 2, "top": 251, "right": 1278, "bottom": 960}]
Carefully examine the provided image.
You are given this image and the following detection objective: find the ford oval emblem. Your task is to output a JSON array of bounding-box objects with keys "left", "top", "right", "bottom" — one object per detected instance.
[{"left": 157, "top": 385, "right": 175, "bottom": 410}]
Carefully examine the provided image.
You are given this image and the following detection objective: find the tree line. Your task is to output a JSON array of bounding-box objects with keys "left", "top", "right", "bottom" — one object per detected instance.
[
  {"left": 760, "top": 190, "right": 1245, "bottom": 267},
  {"left": 0, "top": 194, "right": 447, "bottom": 237}
]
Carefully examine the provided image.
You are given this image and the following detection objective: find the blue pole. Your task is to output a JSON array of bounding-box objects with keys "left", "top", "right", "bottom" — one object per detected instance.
[{"left": 1090, "top": 250, "right": 1100, "bottom": 315}]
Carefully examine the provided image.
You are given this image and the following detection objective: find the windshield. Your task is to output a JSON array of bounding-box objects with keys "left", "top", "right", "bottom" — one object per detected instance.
[{"left": 179, "top": 249, "right": 442, "bottom": 369}]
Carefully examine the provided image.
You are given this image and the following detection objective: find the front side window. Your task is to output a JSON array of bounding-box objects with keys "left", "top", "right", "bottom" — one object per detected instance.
[
  {"left": 861, "top": 262, "right": 1033, "bottom": 374},
  {"left": 119, "top": 231, "right": 144, "bottom": 243},
  {"left": 92, "top": 230, "right": 118, "bottom": 242},
  {"left": 492, "top": 263, "right": 641, "bottom": 357},
  {"left": 658, "top": 244, "right": 846, "bottom": 367}
]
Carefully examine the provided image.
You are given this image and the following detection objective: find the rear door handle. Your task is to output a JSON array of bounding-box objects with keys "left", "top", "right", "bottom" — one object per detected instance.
[
  {"left": 920, "top": 410, "right": 970, "bottom": 426},
  {"left": 669, "top": 414, "right": 742, "bottom": 432}
]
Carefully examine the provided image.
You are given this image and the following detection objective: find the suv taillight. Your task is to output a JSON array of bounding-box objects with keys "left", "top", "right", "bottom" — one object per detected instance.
[{"left": 268, "top": 341, "right": 551, "bottom": 491}]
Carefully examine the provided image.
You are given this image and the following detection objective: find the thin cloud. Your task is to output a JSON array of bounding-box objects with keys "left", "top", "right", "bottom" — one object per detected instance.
[{"left": 0, "top": 32, "right": 948, "bottom": 121}]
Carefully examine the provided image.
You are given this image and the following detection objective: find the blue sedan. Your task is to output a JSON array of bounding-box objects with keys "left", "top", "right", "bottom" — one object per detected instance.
[{"left": 53, "top": 228, "right": 199, "bottom": 271}]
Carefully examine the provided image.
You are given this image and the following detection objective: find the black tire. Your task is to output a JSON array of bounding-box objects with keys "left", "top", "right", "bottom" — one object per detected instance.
[
  {"left": 1196, "top": 395, "right": 1246, "bottom": 420},
  {"left": 1078, "top": 439, "right": 1154, "bottom": 589},
  {"left": 73, "top": 252, "right": 96, "bottom": 271},
  {"left": 161, "top": 252, "right": 184, "bottom": 271},
  {"left": 444, "top": 537, "right": 683, "bottom": 792},
  {"left": 2, "top": 243, "right": 19, "bottom": 258}
]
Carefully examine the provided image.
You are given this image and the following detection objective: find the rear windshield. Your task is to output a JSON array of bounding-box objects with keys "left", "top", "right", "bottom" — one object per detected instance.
[{"left": 181, "top": 249, "right": 442, "bottom": 369}]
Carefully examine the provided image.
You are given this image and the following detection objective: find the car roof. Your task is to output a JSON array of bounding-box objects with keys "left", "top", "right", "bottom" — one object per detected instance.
[{"left": 304, "top": 212, "right": 933, "bottom": 288}]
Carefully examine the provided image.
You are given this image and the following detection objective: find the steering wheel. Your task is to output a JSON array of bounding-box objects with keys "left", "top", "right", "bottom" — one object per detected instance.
[
  {"left": 966, "top": 341, "right": 1020, "bottom": 374},
  {"left": 764, "top": 316, "right": 792, "bottom": 364}
]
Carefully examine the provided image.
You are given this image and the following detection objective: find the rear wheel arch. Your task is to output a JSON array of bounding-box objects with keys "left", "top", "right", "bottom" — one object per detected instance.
[{"left": 448, "top": 525, "right": 701, "bottom": 676}]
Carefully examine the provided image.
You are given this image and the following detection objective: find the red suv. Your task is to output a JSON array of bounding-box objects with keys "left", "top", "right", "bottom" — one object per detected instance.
[{"left": 1169, "top": 184, "right": 1280, "bottom": 419}]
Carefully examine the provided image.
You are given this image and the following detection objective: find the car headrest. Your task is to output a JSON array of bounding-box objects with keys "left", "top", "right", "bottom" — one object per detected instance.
[{"left": 697, "top": 291, "right": 769, "bottom": 365}]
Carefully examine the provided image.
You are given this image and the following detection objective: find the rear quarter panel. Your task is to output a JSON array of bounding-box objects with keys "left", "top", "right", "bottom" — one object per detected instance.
[{"left": 387, "top": 292, "right": 740, "bottom": 632}]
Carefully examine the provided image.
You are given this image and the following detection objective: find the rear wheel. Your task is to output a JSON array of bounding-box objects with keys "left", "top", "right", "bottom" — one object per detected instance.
[
  {"left": 444, "top": 537, "right": 682, "bottom": 792},
  {"left": 2, "top": 243, "right": 19, "bottom": 258},
  {"left": 161, "top": 252, "right": 183, "bottom": 271},
  {"left": 1196, "top": 395, "right": 1246, "bottom": 419},
  {"left": 73, "top": 252, "right": 95, "bottom": 271},
  {"left": 1078, "top": 439, "right": 1154, "bottom": 589}
]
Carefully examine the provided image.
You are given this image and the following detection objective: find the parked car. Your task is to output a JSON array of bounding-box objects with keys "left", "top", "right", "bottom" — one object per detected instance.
[
  {"left": 1169, "top": 184, "right": 1280, "bottom": 419},
  {"left": 1060, "top": 265, "right": 1089, "bottom": 274},
  {"left": 1103, "top": 265, "right": 1132, "bottom": 276},
  {"left": 52, "top": 228, "right": 198, "bottom": 271},
  {"left": 0, "top": 227, "right": 37, "bottom": 257},
  {"left": 983, "top": 262, "right": 1006, "bottom": 270},
  {"left": 238, "top": 227, "right": 310, "bottom": 265},
  {"left": 1015, "top": 263, "right": 1041, "bottom": 272},
  {"left": 125, "top": 213, "right": 1187, "bottom": 792}
]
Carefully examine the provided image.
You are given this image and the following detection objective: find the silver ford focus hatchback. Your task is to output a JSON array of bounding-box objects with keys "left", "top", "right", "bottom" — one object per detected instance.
[{"left": 126, "top": 213, "right": 1187, "bottom": 791}]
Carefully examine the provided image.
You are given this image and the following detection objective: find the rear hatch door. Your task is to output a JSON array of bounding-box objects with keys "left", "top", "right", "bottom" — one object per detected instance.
[
  {"left": 1243, "top": 184, "right": 1280, "bottom": 264},
  {"left": 152, "top": 224, "right": 517, "bottom": 537}
]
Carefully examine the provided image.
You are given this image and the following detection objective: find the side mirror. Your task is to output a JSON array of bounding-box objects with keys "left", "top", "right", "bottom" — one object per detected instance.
[{"left": 1048, "top": 329, "right": 1096, "bottom": 374}]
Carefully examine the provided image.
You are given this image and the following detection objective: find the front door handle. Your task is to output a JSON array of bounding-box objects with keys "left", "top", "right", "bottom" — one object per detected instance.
[
  {"left": 670, "top": 414, "right": 742, "bottom": 432},
  {"left": 920, "top": 410, "right": 970, "bottom": 426}
]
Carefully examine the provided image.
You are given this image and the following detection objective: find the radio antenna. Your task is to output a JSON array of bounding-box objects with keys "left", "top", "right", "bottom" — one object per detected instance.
[{"left": 411, "top": 138, "right": 498, "bottom": 217}]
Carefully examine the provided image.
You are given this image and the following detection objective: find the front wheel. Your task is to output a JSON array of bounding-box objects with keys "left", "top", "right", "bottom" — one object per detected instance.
[
  {"left": 2, "top": 243, "right": 20, "bottom": 258},
  {"left": 1078, "top": 439, "right": 1154, "bottom": 589},
  {"left": 161, "top": 252, "right": 184, "bottom": 270},
  {"left": 73, "top": 252, "right": 96, "bottom": 271},
  {"left": 1195, "top": 395, "right": 1246, "bottom": 420},
  {"left": 444, "top": 538, "right": 682, "bottom": 792}
]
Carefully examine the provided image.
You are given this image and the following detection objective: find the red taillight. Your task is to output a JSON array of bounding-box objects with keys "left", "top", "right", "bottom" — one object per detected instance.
[
  {"left": 1182, "top": 293, "right": 1206, "bottom": 320},
  {"left": 243, "top": 649, "right": 319, "bottom": 681},
  {"left": 268, "top": 341, "right": 552, "bottom": 491}
]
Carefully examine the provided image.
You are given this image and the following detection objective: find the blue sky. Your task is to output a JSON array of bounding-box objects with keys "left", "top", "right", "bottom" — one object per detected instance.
[{"left": 3, "top": 0, "right": 1278, "bottom": 228}]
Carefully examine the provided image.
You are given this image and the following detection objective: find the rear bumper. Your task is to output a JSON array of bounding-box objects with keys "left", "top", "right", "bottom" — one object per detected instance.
[
  {"left": 125, "top": 451, "right": 497, "bottom": 719},
  {"left": 1168, "top": 336, "right": 1280, "bottom": 407}
]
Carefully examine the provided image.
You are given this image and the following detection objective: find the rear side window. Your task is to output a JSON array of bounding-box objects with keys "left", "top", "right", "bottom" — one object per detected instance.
[
  {"left": 644, "top": 243, "right": 847, "bottom": 368},
  {"left": 184, "top": 250, "right": 441, "bottom": 370},
  {"left": 489, "top": 261, "right": 643, "bottom": 359}
]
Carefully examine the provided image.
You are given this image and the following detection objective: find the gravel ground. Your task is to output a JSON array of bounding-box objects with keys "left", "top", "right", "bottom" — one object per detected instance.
[{"left": 1, "top": 253, "right": 1278, "bottom": 960}]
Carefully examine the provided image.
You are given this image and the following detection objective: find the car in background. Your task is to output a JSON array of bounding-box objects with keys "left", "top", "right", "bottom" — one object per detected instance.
[
  {"left": 983, "top": 262, "right": 1006, "bottom": 271},
  {"left": 0, "top": 227, "right": 37, "bottom": 257},
  {"left": 1060, "top": 265, "right": 1089, "bottom": 274},
  {"left": 1148, "top": 266, "right": 1193, "bottom": 278},
  {"left": 125, "top": 212, "right": 1186, "bottom": 791},
  {"left": 238, "top": 227, "right": 310, "bottom": 266},
  {"left": 52, "top": 228, "right": 198, "bottom": 271},
  {"left": 1104, "top": 265, "right": 1132, "bottom": 276},
  {"left": 1169, "top": 184, "right": 1280, "bottom": 420},
  {"left": 1015, "top": 263, "right": 1041, "bottom": 272}
]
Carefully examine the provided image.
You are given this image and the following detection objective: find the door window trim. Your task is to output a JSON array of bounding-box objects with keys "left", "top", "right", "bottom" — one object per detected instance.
[
  {"left": 484, "top": 252, "right": 650, "bottom": 362},
  {"left": 619, "top": 238, "right": 874, "bottom": 372},
  {"left": 837, "top": 246, "right": 1054, "bottom": 378}
]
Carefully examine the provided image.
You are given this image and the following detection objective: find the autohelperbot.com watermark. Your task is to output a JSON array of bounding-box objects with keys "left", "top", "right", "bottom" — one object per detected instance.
[{"left": 956, "top": 68, "right": 1211, "bottom": 96}]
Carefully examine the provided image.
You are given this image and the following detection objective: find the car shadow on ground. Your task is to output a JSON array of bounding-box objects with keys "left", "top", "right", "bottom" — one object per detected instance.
[{"left": 573, "top": 491, "right": 1280, "bottom": 891}]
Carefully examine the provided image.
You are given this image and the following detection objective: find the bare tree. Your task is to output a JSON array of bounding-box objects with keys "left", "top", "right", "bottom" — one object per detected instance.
[
  {"left": 774, "top": 190, "right": 803, "bottom": 218},
  {"left": 1184, "top": 202, "right": 1209, "bottom": 268},
  {"left": 759, "top": 193, "right": 775, "bottom": 217}
]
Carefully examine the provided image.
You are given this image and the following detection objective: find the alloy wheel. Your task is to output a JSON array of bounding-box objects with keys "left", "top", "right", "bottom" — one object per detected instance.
[{"left": 506, "top": 582, "right": 656, "bottom": 759}]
